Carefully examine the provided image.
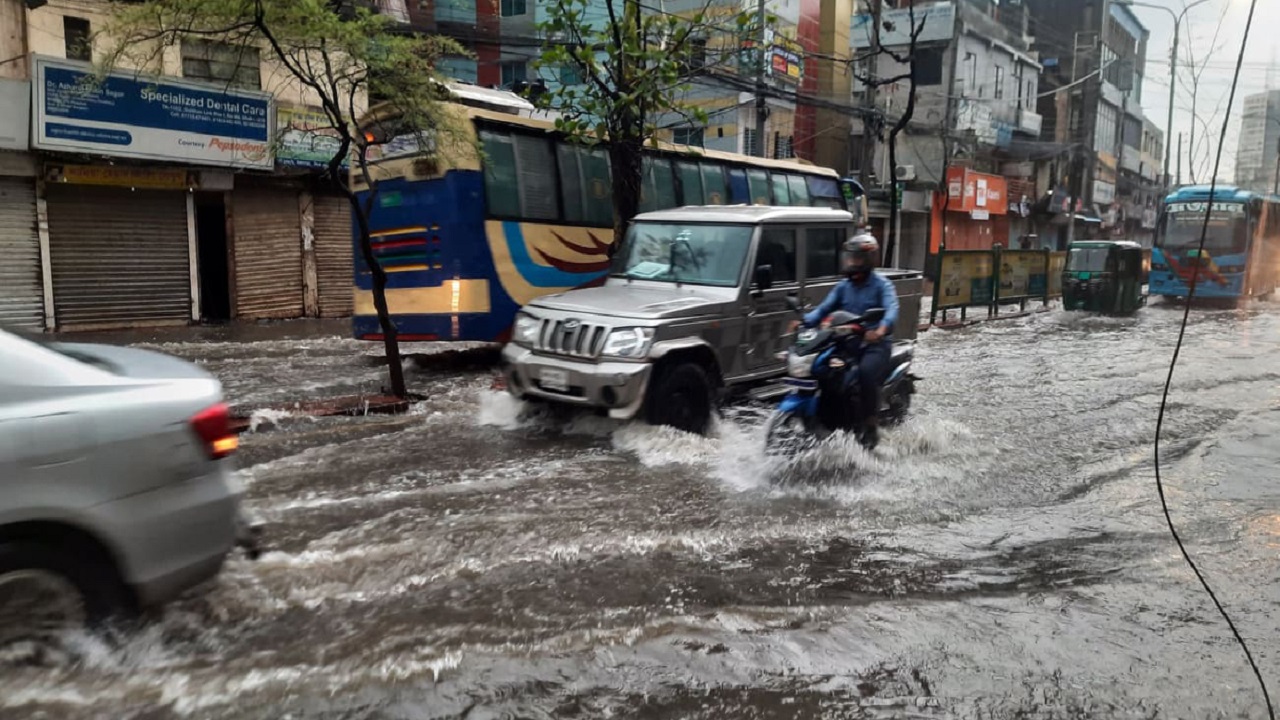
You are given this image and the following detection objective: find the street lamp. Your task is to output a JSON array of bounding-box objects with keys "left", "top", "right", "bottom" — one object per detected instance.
[{"left": 1114, "top": 0, "right": 1212, "bottom": 191}]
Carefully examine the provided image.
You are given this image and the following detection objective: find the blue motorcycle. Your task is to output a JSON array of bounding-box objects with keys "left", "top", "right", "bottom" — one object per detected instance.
[{"left": 764, "top": 299, "right": 917, "bottom": 456}]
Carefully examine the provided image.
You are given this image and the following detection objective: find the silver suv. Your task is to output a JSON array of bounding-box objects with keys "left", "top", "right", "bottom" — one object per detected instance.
[{"left": 502, "top": 206, "right": 922, "bottom": 433}]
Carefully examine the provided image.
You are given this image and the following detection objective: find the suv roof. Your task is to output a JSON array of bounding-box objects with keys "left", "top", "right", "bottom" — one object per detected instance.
[{"left": 634, "top": 205, "right": 855, "bottom": 224}]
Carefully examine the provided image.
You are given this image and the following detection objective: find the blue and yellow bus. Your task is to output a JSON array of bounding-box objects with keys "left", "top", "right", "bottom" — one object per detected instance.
[
  {"left": 1151, "top": 185, "right": 1280, "bottom": 300},
  {"left": 351, "top": 91, "right": 862, "bottom": 342}
]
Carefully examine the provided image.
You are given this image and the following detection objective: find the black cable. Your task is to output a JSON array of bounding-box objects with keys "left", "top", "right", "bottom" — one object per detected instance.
[{"left": 1154, "top": 0, "right": 1273, "bottom": 716}]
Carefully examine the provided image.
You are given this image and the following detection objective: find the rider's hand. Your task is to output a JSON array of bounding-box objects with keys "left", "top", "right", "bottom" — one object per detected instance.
[{"left": 864, "top": 326, "right": 885, "bottom": 344}]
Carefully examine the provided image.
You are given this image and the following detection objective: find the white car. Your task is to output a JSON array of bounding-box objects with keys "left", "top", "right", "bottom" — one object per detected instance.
[{"left": 0, "top": 328, "right": 249, "bottom": 647}]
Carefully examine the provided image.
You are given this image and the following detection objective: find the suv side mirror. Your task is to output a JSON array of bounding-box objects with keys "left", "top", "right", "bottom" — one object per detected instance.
[{"left": 753, "top": 264, "right": 774, "bottom": 295}]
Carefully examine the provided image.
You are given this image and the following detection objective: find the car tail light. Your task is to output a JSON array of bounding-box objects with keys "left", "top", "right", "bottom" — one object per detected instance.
[{"left": 191, "top": 403, "right": 238, "bottom": 459}]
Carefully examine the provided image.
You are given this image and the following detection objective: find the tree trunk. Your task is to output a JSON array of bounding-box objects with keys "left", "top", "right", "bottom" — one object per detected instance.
[
  {"left": 609, "top": 137, "right": 643, "bottom": 254},
  {"left": 347, "top": 154, "right": 407, "bottom": 399}
]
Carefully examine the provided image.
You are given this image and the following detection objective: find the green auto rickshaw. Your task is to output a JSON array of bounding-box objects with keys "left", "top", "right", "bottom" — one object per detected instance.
[{"left": 1062, "top": 240, "right": 1147, "bottom": 314}]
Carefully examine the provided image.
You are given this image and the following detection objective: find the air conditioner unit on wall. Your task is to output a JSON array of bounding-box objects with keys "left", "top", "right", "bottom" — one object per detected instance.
[{"left": 895, "top": 165, "right": 916, "bottom": 181}]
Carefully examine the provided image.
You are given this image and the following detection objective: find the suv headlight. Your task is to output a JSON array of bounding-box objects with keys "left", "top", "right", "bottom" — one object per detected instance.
[
  {"left": 600, "top": 327, "right": 654, "bottom": 358},
  {"left": 513, "top": 313, "right": 541, "bottom": 347}
]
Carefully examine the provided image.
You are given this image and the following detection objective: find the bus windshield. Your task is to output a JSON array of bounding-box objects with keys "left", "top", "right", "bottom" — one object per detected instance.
[
  {"left": 1159, "top": 202, "right": 1250, "bottom": 255},
  {"left": 1067, "top": 247, "right": 1110, "bottom": 272},
  {"left": 611, "top": 223, "right": 754, "bottom": 287}
]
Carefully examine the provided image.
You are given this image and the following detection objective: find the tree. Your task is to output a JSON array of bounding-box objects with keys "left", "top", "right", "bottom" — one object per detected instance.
[
  {"left": 101, "top": 0, "right": 468, "bottom": 398},
  {"left": 534, "top": 0, "right": 754, "bottom": 250},
  {"left": 852, "top": 2, "right": 928, "bottom": 266}
]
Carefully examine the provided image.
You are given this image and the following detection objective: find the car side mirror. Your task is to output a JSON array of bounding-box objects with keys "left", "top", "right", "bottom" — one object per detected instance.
[
  {"left": 753, "top": 264, "right": 774, "bottom": 295},
  {"left": 863, "top": 307, "right": 885, "bottom": 324}
]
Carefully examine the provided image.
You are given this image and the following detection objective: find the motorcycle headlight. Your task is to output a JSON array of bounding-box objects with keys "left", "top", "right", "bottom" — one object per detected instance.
[
  {"left": 513, "top": 313, "right": 542, "bottom": 347},
  {"left": 787, "top": 352, "right": 814, "bottom": 378},
  {"left": 600, "top": 327, "right": 655, "bottom": 358}
]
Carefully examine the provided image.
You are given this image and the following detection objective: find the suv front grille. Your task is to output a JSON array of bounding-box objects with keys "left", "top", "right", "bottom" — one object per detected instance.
[{"left": 535, "top": 318, "right": 609, "bottom": 358}]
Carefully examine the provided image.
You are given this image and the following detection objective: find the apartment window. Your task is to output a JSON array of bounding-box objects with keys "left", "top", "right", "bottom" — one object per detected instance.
[
  {"left": 743, "top": 127, "right": 760, "bottom": 157},
  {"left": 673, "top": 127, "right": 704, "bottom": 147},
  {"left": 964, "top": 52, "right": 977, "bottom": 95},
  {"left": 181, "top": 39, "right": 261, "bottom": 90},
  {"left": 994, "top": 66, "right": 1005, "bottom": 100},
  {"left": 559, "top": 64, "right": 582, "bottom": 86},
  {"left": 915, "top": 47, "right": 944, "bottom": 86},
  {"left": 501, "top": 0, "right": 527, "bottom": 16},
  {"left": 500, "top": 61, "right": 527, "bottom": 87},
  {"left": 678, "top": 37, "right": 707, "bottom": 76},
  {"left": 63, "top": 16, "right": 91, "bottom": 62},
  {"left": 774, "top": 134, "right": 795, "bottom": 160},
  {"left": 1025, "top": 80, "right": 1035, "bottom": 109}
]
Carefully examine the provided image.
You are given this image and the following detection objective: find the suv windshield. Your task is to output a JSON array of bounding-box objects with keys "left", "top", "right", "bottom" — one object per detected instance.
[{"left": 611, "top": 222, "right": 753, "bottom": 287}]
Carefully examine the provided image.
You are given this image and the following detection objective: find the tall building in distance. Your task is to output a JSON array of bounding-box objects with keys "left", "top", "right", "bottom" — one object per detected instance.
[{"left": 1235, "top": 90, "right": 1280, "bottom": 195}]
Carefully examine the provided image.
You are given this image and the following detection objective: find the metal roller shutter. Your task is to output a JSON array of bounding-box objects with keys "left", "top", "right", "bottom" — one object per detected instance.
[
  {"left": 47, "top": 186, "right": 189, "bottom": 329},
  {"left": 313, "top": 194, "right": 353, "bottom": 317},
  {"left": 232, "top": 188, "right": 303, "bottom": 319},
  {"left": 0, "top": 177, "right": 43, "bottom": 329}
]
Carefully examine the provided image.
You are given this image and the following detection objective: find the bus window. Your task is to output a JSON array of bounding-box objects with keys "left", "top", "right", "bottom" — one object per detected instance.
[
  {"left": 787, "top": 175, "right": 810, "bottom": 206},
  {"left": 770, "top": 172, "right": 791, "bottom": 205},
  {"left": 512, "top": 134, "right": 558, "bottom": 220},
  {"left": 726, "top": 168, "right": 749, "bottom": 204},
  {"left": 808, "top": 176, "right": 844, "bottom": 209},
  {"left": 677, "top": 161, "right": 703, "bottom": 205},
  {"left": 746, "top": 169, "right": 770, "bottom": 205},
  {"left": 641, "top": 157, "right": 677, "bottom": 212},
  {"left": 579, "top": 147, "right": 613, "bottom": 226},
  {"left": 557, "top": 143, "right": 585, "bottom": 222},
  {"left": 701, "top": 163, "right": 727, "bottom": 205},
  {"left": 479, "top": 129, "right": 521, "bottom": 218}
]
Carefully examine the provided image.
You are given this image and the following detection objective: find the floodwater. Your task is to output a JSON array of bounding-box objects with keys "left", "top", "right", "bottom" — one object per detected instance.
[{"left": 7, "top": 304, "right": 1280, "bottom": 719}]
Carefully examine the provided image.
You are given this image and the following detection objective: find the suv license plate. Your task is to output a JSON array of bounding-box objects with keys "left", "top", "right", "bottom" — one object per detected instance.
[{"left": 540, "top": 368, "right": 570, "bottom": 393}]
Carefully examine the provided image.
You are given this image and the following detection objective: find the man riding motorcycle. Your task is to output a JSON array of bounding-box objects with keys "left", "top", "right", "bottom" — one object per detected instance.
[{"left": 791, "top": 232, "right": 899, "bottom": 448}]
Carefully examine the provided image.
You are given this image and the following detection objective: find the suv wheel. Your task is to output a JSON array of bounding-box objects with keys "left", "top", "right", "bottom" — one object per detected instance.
[
  {"left": 0, "top": 543, "right": 130, "bottom": 651},
  {"left": 645, "top": 362, "right": 714, "bottom": 435}
]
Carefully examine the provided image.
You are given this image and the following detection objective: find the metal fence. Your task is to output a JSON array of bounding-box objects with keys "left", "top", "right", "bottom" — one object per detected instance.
[{"left": 931, "top": 247, "right": 1068, "bottom": 324}]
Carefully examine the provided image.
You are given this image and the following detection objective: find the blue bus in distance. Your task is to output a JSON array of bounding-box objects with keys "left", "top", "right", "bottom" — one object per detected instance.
[{"left": 1151, "top": 185, "right": 1280, "bottom": 300}]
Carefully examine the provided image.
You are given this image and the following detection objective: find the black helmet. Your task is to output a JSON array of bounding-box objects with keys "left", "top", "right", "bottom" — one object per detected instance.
[{"left": 842, "top": 232, "right": 880, "bottom": 280}]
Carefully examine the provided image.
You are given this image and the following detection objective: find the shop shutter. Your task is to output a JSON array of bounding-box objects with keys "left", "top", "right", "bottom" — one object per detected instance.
[
  {"left": 232, "top": 188, "right": 303, "bottom": 319},
  {"left": 313, "top": 194, "right": 353, "bottom": 317},
  {"left": 0, "top": 177, "right": 43, "bottom": 329},
  {"left": 47, "top": 186, "right": 189, "bottom": 329}
]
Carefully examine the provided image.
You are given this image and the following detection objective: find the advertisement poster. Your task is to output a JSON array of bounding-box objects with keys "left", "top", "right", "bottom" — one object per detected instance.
[
  {"left": 1048, "top": 252, "right": 1066, "bottom": 297},
  {"left": 277, "top": 105, "right": 348, "bottom": 169},
  {"left": 998, "top": 250, "right": 1047, "bottom": 300},
  {"left": 938, "top": 252, "right": 994, "bottom": 309},
  {"left": 32, "top": 55, "right": 274, "bottom": 169}
]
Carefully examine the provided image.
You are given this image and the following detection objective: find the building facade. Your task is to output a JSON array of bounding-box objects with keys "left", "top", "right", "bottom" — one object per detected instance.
[
  {"left": 1235, "top": 90, "right": 1280, "bottom": 195},
  {"left": 0, "top": 0, "right": 360, "bottom": 332}
]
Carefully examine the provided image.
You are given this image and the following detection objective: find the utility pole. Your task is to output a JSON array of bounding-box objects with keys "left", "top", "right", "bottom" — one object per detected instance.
[
  {"left": 753, "top": 0, "right": 767, "bottom": 157},
  {"left": 859, "top": 0, "right": 882, "bottom": 186},
  {"left": 1272, "top": 144, "right": 1279, "bottom": 195},
  {"left": 1177, "top": 132, "right": 1183, "bottom": 187}
]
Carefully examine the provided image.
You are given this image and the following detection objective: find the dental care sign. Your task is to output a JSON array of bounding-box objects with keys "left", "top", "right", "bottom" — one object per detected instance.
[{"left": 32, "top": 56, "right": 274, "bottom": 170}]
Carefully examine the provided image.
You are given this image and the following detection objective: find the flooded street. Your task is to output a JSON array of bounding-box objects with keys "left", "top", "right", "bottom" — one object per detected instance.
[{"left": 7, "top": 306, "right": 1280, "bottom": 719}]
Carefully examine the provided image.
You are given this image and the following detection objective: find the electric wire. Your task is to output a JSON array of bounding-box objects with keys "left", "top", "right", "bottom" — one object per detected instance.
[{"left": 1153, "top": 0, "right": 1274, "bottom": 716}]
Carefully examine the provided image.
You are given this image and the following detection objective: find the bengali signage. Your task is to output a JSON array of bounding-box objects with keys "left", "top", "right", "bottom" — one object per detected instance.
[
  {"left": 768, "top": 36, "right": 803, "bottom": 83},
  {"left": 277, "top": 105, "right": 348, "bottom": 169},
  {"left": 45, "top": 163, "right": 197, "bottom": 190},
  {"left": 937, "top": 251, "right": 994, "bottom": 310},
  {"left": 32, "top": 55, "right": 274, "bottom": 169}
]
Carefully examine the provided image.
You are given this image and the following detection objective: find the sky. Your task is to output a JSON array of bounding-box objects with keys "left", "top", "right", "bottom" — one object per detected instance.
[{"left": 1123, "top": 0, "right": 1280, "bottom": 184}]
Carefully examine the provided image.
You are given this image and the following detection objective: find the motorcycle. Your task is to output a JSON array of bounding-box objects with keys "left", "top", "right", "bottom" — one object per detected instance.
[{"left": 764, "top": 297, "right": 917, "bottom": 457}]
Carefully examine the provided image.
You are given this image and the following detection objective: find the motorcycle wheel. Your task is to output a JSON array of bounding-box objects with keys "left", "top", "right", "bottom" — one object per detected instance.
[
  {"left": 883, "top": 378, "right": 914, "bottom": 426},
  {"left": 764, "top": 410, "right": 824, "bottom": 458}
]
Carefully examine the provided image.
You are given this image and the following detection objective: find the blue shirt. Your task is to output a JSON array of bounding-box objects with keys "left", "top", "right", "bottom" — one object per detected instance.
[{"left": 803, "top": 272, "right": 900, "bottom": 335}]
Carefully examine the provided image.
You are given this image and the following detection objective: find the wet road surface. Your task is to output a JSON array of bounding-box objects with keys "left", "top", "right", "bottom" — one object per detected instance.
[{"left": 7, "top": 305, "right": 1280, "bottom": 719}]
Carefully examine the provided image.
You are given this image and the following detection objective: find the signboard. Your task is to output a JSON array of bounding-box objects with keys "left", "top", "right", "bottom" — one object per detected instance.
[
  {"left": 1092, "top": 179, "right": 1116, "bottom": 205},
  {"left": 32, "top": 55, "right": 274, "bottom": 169},
  {"left": 852, "top": 2, "right": 955, "bottom": 48},
  {"left": 946, "top": 167, "right": 1007, "bottom": 215},
  {"left": 45, "top": 163, "right": 197, "bottom": 190},
  {"left": 0, "top": 79, "right": 30, "bottom": 151},
  {"left": 998, "top": 250, "right": 1048, "bottom": 302},
  {"left": 277, "top": 105, "right": 348, "bottom": 169},
  {"left": 1048, "top": 252, "right": 1067, "bottom": 297},
  {"left": 768, "top": 36, "right": 803, "bottom": 83},
  {"left": 937, "top": 251, "right": 994, "bottom": 310}
]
